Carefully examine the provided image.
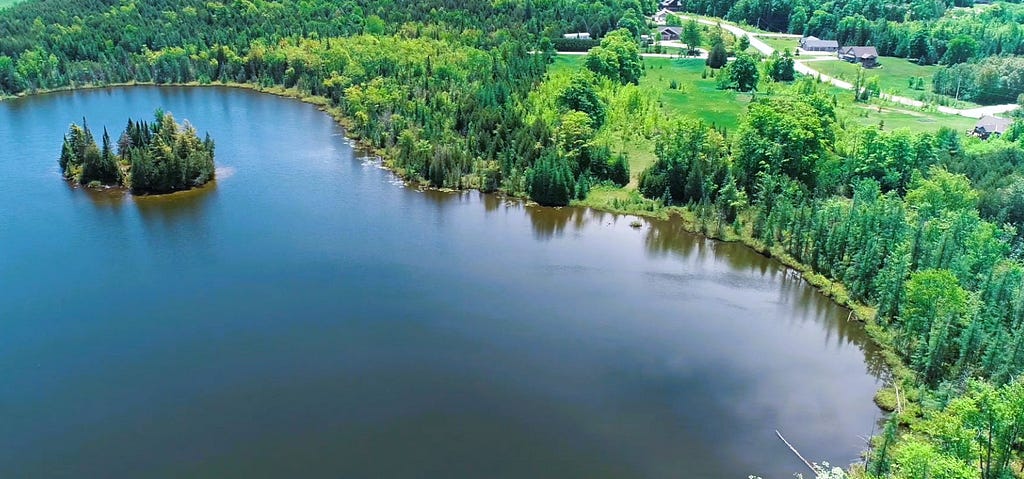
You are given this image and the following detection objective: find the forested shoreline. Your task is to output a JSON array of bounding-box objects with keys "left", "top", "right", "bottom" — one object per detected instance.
[
  {"left": 0, "top": 0, "right": 655, "bottom": 203},
  {"left": 5, "top": 0, "right": 1024, "bottom": 477}
]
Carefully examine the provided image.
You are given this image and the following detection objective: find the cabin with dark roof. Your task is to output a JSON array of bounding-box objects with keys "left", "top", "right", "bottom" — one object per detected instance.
[
  {"left": 660, "top": 0, "right": 684, "bottom": 11},
  {"left": 838, "top": 46, "right": 879, "bottom": 68},
  {"left": 973, "top": 115, "right": 1012, "bottom": 139},
  {"left": 658, "top": 26, "right": 682, "bottom": 41},
  {"left": 799, "top": 36, "right": 839, "bottom": 52}
]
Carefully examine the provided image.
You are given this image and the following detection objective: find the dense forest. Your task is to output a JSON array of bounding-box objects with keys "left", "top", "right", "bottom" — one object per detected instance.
[
  {"left": 0, "top": 0, "right": 658, "bottom": 204},
  {"left": 60, "top": 110, "right": 215, "bottom": 193},
  {"left": 4, "top": 0, "right": 1024, "bottom": 476},
  {"left": 634, "top": 78, "right": 1024, "bottom": 477}
]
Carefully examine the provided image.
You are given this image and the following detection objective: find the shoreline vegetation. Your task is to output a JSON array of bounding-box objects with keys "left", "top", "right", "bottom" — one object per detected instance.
[
  {"left": 11, "top": 51, "right": 1024, "bottom": 474},
  {"left": 4, "top": 0, "right": 1024, "bottom": 470},
  {"left": 21, "top": 78, "right": 901, "bottom": 391},
  {"left": 6, "top": 78, "right": 961, "bottom": 379},
  {"left": 14, "top": 80, "right": 886, "bottom": 316},
  {"left": 59, "top": 108, "right": 215, "bottom": 195}
]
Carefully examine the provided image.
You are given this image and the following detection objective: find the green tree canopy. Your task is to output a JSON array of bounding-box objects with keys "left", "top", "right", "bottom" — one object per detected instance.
[
  {"left": 941, "top": 35, "right": 978, "bottom": 65},
  {"left": 905, "top": 167, "right": 979, "bottom": 221},
  {"left": 556, "top": 70, "right": 606, "bottom": 128},
  {"left": 528, "top": 150, "right": 574, "bottom": 206},
  {"left": 706, "top": 36, "right": 728, "bottom": 69},
  {"left": 721, "top": 52, "right": 759, "bottom": 92},
  {"left": 733, "top": 93, "right": 835, "bottom": 192},
  {"left": 585, "top": 28, "right": 643, "bottom": 85},
  {"left": 682, "top": 19, "right": 702, "bottom": 55}
]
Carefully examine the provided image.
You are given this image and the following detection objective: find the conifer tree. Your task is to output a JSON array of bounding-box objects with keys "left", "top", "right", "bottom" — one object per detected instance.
[{"left": 706, "top": 37, "right": 728, "bottom": 69}]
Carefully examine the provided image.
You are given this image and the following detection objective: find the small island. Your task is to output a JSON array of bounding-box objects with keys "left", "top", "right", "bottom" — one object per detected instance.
[{"left": 59, "top": 110, "right": 215, "bottom": 194}]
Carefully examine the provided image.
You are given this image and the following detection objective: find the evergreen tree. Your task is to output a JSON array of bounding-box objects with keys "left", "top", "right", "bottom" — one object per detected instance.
[
  {"left": 58, "top": 136, "right": 74, "bottom": 177},
  {"left": 606, "top": 153, "right": 630, "bottom": 187},
  {"left": 682, "top": 19, "right": 702, "bottom": 55},
  {"left": 59, "top": 111, "right": 214, "bottom": 193},
  {"left": 706, "top": 37, "right": 728, "bottom": 69},
  {"left": 737, "top": 34, "right": 750, "bottom": 52},
  {"left": 528, "top": 151, "right": 574, "bottom": 207}
]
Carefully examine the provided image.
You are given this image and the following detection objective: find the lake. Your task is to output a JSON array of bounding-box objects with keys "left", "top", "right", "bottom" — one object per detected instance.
[{"left": 0, "top": 86, "right": 885, "bottom": 478}]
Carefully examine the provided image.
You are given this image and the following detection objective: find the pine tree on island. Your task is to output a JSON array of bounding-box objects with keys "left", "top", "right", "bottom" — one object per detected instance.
[{"left": 59, "top": 109, "right": 215, "bottom": 194}]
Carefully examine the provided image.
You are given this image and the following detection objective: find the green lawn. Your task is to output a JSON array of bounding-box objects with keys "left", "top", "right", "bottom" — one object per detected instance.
[
  {"left": 551, "top": 53, "right": 977, "bottom": 180},
  {"left": 758, "top": 36, "right": 800, "bottom": 54},
  {"left": 644, "top": 57, "right": 750, "bottom": 132},
  {"left": 840, "top": 102, "right": 976, "bottom": 132},
  {"left": 674, "top": 13, "right": 778, "bottom": 34},
  {"left": 640, "top": 57, "right": 971, "bottom": 134},
  {"left": 548, "top": 54, "right": 585, "bottom": 74},
  {"left": 802, "top": 57, "right": 966, "bottom": 101}
]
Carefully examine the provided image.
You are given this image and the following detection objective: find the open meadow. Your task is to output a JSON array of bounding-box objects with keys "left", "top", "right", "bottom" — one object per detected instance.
[{"left": 552, "top": 53, "right": 977, "bottom": 182}]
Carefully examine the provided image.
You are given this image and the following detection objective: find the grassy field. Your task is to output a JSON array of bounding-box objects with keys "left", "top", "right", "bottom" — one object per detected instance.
[
  {"left": 758, "top": 36, "right": 800, "bottom": 53},
  {"left": 644, "top": 57, "right": 972, "bottom": 133},
  {"left": 644, "top": 57, "right": 751, "bottom": 131},
  {"left": 551, "top": 53, "right": 976, "bottom": 179},
  {"left": 840, "top": 102, "right": 975, "bottom": 132},
  {"left": 803, "top": 57, "right": 951, "bottom": 98},
  {"left": 672, "top": 13, "right": 779, "bottom": 34}
]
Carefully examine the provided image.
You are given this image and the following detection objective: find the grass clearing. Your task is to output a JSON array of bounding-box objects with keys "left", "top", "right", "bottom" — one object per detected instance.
[
  {"left": 548, "top": 54, "right": 585, "bottom": 75},
  {"left": 643, "top": 57, "right": 751, "bottom": 131},
  {"left": 617, "top": 137, "right": 657, "bottom": 185},
  {"left": 803, "top": 56, "right": 981, "bottom": 109},
  {"left": 560, "top": 52, "right": 977, "bottom": 134},
  {"left": 673, "top": 13, "right": 778, "bottom": 34},
  {"left": 758, "top": 36, "right": 800, "bottom": 53},
  {"left": 840, "top": 102, "right": 976, "bottom": 132},
  {"left": 807, "top": 57, "right": 934, "bottom": 94},
  {"left": 552, "top": 53, "right": 976, "bottom": 181}
]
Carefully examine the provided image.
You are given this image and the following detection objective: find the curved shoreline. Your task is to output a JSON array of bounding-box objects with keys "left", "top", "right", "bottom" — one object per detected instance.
[
  {"left": 4, "top": 81, "right": 881, "bottom": 319},
  {"left": 6, "top": 80, "right": 903, "bottom": 405}
]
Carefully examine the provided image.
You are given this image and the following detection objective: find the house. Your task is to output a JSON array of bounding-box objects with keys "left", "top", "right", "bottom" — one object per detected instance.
[
  {"left": 660, "top": 0, "right": 684, "bottom": 11},
  {"left": 659, "top": 26, "right": 682, "bottom": 41},
  {"left": 563, "top": 32, "right": 591, "bottom": 40},
  {"left": 838, "top": 46, "right": 879, "bottom": 68},
  {"left": 798, "top": 36, "right": 839, "bottom": 52},
  {"left": 652, "top": 8, "right": 674, "bottom": 24},
  {"left": 973, "top": 115, "right": 1012, "bottom": 139}
]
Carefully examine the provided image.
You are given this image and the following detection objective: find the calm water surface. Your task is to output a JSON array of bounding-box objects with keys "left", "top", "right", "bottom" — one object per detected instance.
[{"left": 0, "top": 87, "right": 885, "bottom": 478}]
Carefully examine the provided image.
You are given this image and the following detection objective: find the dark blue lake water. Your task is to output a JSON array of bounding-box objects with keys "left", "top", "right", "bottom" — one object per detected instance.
[{"left": 0, "top": 86, "right": 884, "bottom": 478}]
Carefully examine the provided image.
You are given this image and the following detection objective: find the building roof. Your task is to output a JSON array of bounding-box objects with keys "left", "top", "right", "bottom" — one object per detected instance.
[
  {"left": 839, "top": 46, "right": 879, "bottom": 58},
  {"left": 976, "top": 115, "right": 1012, "bottom": 134},
  {"left": 659, "top": 26, "right": 682, "bottom": 35},
  {"left": 800, "top": 37, "right": 839, "bottom": 49},
  {"left": 563, "top": 32, "right": 591, "bottom": 39}
]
